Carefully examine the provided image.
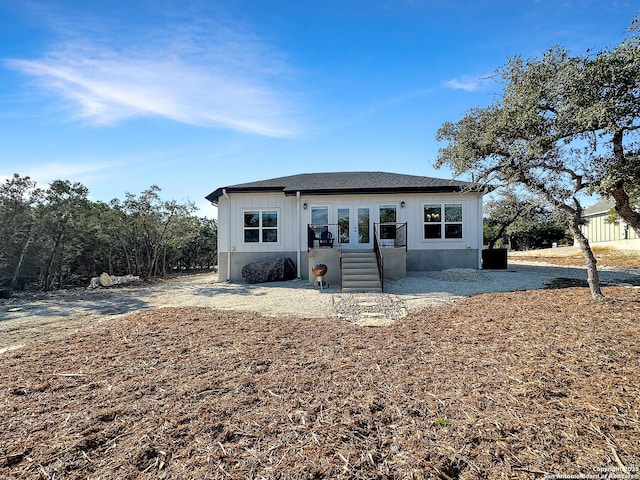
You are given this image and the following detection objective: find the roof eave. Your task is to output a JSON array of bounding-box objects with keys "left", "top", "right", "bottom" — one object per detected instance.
[
  {"left": 205, "top": 182, "right": 488, "bottom": 203},
  {"left": 284, "top": 186, "right": 482, "bottom": 196},
  {"left": 205, "top": 186, "right": 287, "bottom": 204}
]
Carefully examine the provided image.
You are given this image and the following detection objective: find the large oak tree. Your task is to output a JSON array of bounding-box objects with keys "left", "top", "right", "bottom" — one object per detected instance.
[{"left": 435, "top": 16, "right": 640, "bottom": 300}]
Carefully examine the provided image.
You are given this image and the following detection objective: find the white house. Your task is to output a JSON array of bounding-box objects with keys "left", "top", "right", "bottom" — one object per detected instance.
[{"left": 206, "top": 172, "right": 487, "bottom": 291}]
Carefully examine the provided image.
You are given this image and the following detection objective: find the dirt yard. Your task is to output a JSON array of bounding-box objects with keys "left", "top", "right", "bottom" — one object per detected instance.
[
  {"left": 3, "top": 257, "right": 639, "bottom": 354},
  {"left": 1, "top": 259, "right": 639, "bottom": 479},
  {"left": 1, "top": 287, "right": 639, "bottom": 479},
  {"left": 510, "top": 245, "right": 640, "bottom": 269}
]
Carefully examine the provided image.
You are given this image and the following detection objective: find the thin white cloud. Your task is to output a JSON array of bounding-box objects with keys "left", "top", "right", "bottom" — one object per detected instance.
[
  {"left": 444, "top": 77, "right": 487, "bottom": 92},
  {"left": 5, "top": 17, "right": 301, "bottom": 137},
  {"left": 1, "top": 160, "right": 118, "bottom": 188}
]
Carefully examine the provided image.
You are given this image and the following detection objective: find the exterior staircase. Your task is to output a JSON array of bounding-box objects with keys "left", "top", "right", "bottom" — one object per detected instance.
[{"left": 341, "top": 249, "right": 382, "bottom": 293}]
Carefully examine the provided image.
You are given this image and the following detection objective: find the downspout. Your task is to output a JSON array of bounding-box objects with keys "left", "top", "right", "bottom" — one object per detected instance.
[
  {"left": 478, "top": 187, "right": 488, "bottom": 270},
  {"left": 222, "top": 189, "right": 231, "bottom": 281},
  {"left": 296, "top": 191, "right": 301, "bottom": 278}
]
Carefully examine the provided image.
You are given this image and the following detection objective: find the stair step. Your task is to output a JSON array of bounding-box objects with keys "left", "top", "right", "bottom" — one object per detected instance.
[
  {"left": 343, "top": 267, "right": 378, "bottom": 274},
  {"left": 342, "top": 269, "right": 379, "bottom": 276},
  {"left": 343, "top": 276, "right": 380, "bottom": 283},
  {"left": 342, "top": 287, "right": 383, "bottom": 293},
  {"left": 342, "top": 280, "right": 381, "bottom": 289},
  {"left": 342, "top": 256, "right": 376, "bottom": 261},
  {"left": 342, "top": 262, "right": 377, "bottom": 268},
  {"left": 342, "top": 280, "right": 380, "bottom": 288},
  {"left": 341, "top": 249, "right": 381, "bottom": 293}
]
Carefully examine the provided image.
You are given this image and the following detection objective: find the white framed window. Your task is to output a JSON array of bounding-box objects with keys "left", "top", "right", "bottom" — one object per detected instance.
[
  {"left": 243, "top": 209, "right": 279, "bottom": 243},
  {"left": 379, "top": 204, "right": 397, "bottom": 240},
  {"left": 424, "top": 203, "right": 462, "bottom": 239}
]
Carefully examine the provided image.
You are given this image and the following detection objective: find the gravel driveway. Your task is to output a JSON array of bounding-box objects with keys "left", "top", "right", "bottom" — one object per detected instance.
[{"left": 1, "top": 260, "right": 639, "bottom": 352}]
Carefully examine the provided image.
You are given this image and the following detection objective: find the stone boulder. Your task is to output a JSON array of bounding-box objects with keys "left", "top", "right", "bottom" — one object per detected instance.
[{"left": 241, "top": 258, "right": 296, "bottom": 284}]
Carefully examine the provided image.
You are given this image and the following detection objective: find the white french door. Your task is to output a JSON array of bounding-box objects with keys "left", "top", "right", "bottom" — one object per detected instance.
[{"left": 336, "top": 207, "right": 372, "bottom": 249}]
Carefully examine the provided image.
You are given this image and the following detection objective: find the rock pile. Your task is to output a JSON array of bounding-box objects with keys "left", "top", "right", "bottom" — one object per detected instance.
[{"left": 88, "top": 273, "right": 141, "bottom": 289}]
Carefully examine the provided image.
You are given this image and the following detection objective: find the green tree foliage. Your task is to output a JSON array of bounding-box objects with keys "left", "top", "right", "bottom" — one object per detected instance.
[
  {"left": 0, "top": 174, "right": 43, "bottom": 288},
  {"left": 114, "top": 186, "right": 198, "bottom": 279},
  {"left": 483, "top": 190, "right": 538, "bottom": 249},
  {"left": 36, "top": 180, "right": 92, "bottom": 291},
  {"left": 483, "top": 191, "right": 571, "bottom": 250},
  {"left": 0, "top": 176, "right": 216, "bottom": 290},
  {"left": 505, "top": 212, "right": 572, "bottom": 251},
  {"left": 436, "top": 15, "right": 640, "bottom": 300},
  {"left": 576, "top": 18, "right": 640, "bottom": 233}
]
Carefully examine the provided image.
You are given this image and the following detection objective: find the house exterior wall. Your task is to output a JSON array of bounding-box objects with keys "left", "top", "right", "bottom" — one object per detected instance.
[
  {"left": 581, "top": 213, "right": 639, "bottom": 243},
  {"left": 400, "top": 192, "right": 482, "bottom": 254},
  {"left": 217, "top": 192, "right": 303, "bottom": 281},
  {"left": 217, "top": 191, "right": 484, "bottom": 281},
  {"left": 217, "top": 193, "right": 300, "bottom": 254}
]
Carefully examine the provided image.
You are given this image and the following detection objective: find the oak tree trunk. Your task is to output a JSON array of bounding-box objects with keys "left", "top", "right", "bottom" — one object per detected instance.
[
  {"left": 611, "top": 184, "right": 640, "bottom": 237},
  {"left": 568, "top": 217, "right": 605, "bottom": 301},
  {"left": 10, "top": 232, "right": 32, "bottom": 290},
  {"left": 611, "top": 130, "right": 640, "bottom": 237}
]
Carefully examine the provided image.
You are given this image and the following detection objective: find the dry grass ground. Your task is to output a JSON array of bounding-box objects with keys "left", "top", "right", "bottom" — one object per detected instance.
[
  {"left": 510, "top": 245, "right": 640, "bottom": 269},
  {"left": 1, "top": 287, "right": 639, "bottom": 479}
]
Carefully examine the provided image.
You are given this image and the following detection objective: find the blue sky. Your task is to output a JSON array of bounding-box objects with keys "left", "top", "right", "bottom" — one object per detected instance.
[{"left": 0, "top": 1, "right": 637, "bottom": 218}]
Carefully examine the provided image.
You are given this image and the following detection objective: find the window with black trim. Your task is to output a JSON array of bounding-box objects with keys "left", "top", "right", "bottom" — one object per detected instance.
[
  {"left": 424, "top": 203, "right": 462, "bottom": 239},
  {"left": 244, "top": 210, "right": 278, "bottom": 243},
  {"left": 379, "top": 204, "right": 397, "bottom": 240}
]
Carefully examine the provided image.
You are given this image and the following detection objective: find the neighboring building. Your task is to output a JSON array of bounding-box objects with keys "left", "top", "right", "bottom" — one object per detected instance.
[
  {"left": 581, "top": 197, "right": 639, "bottom": 248},
  {"left": 205, "top": 172, "right": 487, "bottom": 291}
]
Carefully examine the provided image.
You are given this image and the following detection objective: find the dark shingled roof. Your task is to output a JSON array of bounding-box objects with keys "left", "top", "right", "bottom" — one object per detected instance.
[{"left": 205, "top": 171, "right": 482, "bottom": 204}]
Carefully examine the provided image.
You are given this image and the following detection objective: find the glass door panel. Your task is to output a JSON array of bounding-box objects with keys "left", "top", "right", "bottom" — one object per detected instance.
[
  {"left": 338, "top": 208, "right": 350, "bottom": 244},
  {"left": 337, "top": 207, "right": 371, "bottom": 248},
  {"left": 358, "top": 207, "right": 370, "bottom": 244}
]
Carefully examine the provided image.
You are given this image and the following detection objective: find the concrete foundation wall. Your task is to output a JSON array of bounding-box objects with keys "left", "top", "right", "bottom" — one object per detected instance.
[
  {"left": 300, "top": 251, "right": 310, "bottom": 280},
  {"left": 407, "top": 249, "right": 478, "bottom": 271},
  {"left": 308, "top": 248, "right": 341, "bottom": 287},
  {"left": 218, "top": 247, "right": 479, "bottom": 282},
  {"left": 382, "top": 248, "right": 406, "bottom": 279}
]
